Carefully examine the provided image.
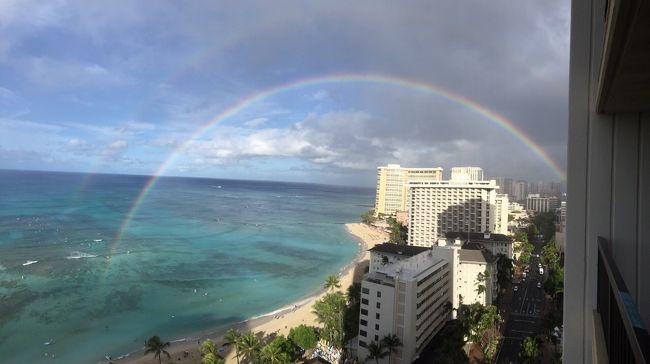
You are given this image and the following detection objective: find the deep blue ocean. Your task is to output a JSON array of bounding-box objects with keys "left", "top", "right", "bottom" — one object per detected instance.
[{"left": 0, "top": 170, "right": 373, "bottom": 364}]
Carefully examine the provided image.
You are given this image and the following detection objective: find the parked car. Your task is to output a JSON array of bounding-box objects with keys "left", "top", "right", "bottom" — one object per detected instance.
[
  {"left": 514, "top": 285, "right": 519, "bottom": 292},
  {"left": 537, "top": 282, "right": 542, "bottom": 289}
]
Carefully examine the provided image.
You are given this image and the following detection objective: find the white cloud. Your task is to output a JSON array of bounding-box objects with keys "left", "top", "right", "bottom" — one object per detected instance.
[{"left": 243, "top": 117, "right": 268, "bottom": 128}]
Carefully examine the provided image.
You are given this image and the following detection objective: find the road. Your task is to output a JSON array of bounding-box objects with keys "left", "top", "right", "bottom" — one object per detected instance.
[{"left": 496, "top": 239, "right": 546, "bottom": 363}]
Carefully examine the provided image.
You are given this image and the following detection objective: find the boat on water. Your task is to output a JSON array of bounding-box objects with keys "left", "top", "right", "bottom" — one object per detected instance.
[
  {"left": 94, "top": 239, "right": 103, "bottom": 242},
  {"left": 43, "top": 339, "right": 55, "bottom": 345},
  {"left": 22, "top": 260, "right": 38, "bottom": 266}
]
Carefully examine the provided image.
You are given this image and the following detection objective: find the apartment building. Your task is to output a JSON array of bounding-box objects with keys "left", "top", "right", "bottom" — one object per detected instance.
[
  {"left": 368, "top": 243, "right": 430, "bottom": 273},
  {"left": 429, "top": 238, "right": 497, "bottom": 313},
  {"left": 407, "top": 179, "right": 498, "bottom": 247},
  {"left": 445, "top": 231, "right": 514, "bottom": 260},
  {"left": 374, "top": 164, "right": 443, "bottom": 216},
  {"left": 525, "top": 193, "right": 560, "bottom": 213},
  {"left": 513, "top": 180, "right": 528, "bottom": 202},
  {"left": 450, "top": 167, "right": 484, "bottom": 182},
  {"left": 358, "top": 249, "right": 451, "bottom": 364},
  {"left": 494, "top": 194, "right": 510, "bottom": 234}
]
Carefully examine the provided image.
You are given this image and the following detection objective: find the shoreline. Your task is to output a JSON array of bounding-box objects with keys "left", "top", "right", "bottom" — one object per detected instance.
[{"left": 112, "top": 222, "right": 387, "bottom": 364}]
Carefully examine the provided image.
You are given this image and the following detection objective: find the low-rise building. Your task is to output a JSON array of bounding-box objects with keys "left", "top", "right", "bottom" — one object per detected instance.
[
  {"left": 358, "top": 248, "right": 451, "bottom": 364},
  {"left": 445, "top": 231, "right": 514, "bottom": 260}
]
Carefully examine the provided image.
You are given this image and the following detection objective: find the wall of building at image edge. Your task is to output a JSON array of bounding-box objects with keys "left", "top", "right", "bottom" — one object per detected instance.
[{"left": 566, "top": 0, "right": 650, "bottom": 362}]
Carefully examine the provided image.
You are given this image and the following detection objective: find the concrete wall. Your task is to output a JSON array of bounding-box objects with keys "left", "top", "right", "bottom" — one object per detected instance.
[{"left": 566, "top": 0, "right": 650, "bottom": 361}]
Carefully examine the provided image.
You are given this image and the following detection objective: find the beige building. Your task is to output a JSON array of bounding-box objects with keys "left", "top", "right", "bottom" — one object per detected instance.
[
  {"left": 430, "top": 238, "right": 498, "bottom": 313},
  {"left": 358, "top": 247, "right": 451, "bottom": 364},
  {"left": 494, "top": 194, "right": 509, "bottom": 234},
  {"left": 374, "top": 164, "right": 443, "bottom": 216},
  {"left": 450, "top": 167, "right": 484, "bottom": 181},
  {"left": 407, "top": 179, "right": 498, "bottom": 246}
]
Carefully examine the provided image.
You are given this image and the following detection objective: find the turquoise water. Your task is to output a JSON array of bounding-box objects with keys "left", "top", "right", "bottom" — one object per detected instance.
[{"left": 0, "top": 170, "right": 373, "bottom": 364}]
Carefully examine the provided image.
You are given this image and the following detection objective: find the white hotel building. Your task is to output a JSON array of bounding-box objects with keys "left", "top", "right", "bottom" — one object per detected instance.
[
  {"left": 358, "top": 247, "right": 451, "bottom": 364},
  {"left": 407, "top": 179, "right": 500, "bottom": 246},
  {"left": 374, "top": 164, "right": 443, "bottom": 216}
]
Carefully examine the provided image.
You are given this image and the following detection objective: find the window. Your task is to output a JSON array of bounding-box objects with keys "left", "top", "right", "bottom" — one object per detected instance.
[
  {"left": 376, "top": 302, "right": 381, "bottom": 309},
  {"left": 359, "top": 340, "right": 367, "bottom": 348},
  {"left": 360, "top": 319, "right": 368, "bottom": 326},
  {"left": 376, "top": 313, "right": 380, "bottom": 319},
  {"left": 360, "top": 330, "right": 367, "bottom": 337},
  {"left": 362, "top": 288, "right": 369, "bottom": 294},
  {"left": 375, "top": 335, "right": 379, "bottom": 342},
  {"left": 375, "top": 324, "right": 379, "bottom": 330},
  {"left": 361, "top": 298, "right": 368, "bottom": 305},
  {"left": 361, "top": 309, "right": 368, "bottom": 316},
  {"left": 377, "top": 291, "right": 382, "bottom": 298}
]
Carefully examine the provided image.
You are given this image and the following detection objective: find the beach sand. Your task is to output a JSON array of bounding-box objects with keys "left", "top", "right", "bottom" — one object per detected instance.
[{"left": 113, "top": 223, "right": 387, "bottom": 364}]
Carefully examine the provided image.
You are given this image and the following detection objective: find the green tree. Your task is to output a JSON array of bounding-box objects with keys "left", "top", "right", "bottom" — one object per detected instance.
[
  {"left": 478, "top": 305, "right": 503, "bottom": 361},
  {"left": 366, "top": 341, "right": 387, "bottom": 364},
  {"left": 361, "top": 209, "right": 377, "bottom": 224},
  {"left": 324, "top": 275, "right": 341, "bottom": 291},
  {"left": 224, "top": 328, "right": 242, "bottom": 364},
  {"left": 381, "top": 334, "right": 402, "bottom": 364},
  {"left": 144, "top": 336, "right": 171, "bottom": 364},
  {"left": 527, "top": 223, "right": 539, "bottom": 242},
  {"left": 264, "top": 335, "right": 297, "bottom": 362},
  {"left": 519, "top": 336, "right": 541, "bottom": 363},
  {"left": 496, "top": 253, "right": 514, "bottom": 291},
  {"left": 475, "top": 270, "right": 489, "bottom": 297},
  {"left": 239, "top": 331, "right": 261, "bottom": 363},
  {"left": 312, "top": 292, "right": 347, "bottom": 348},
  {"left": 201, "top": 339, "right": 216, "bottom": 356},
  {"left": 541, "top": 240, "right": 560, "bottom": 271},
  {"left": 288, "top": 325, "right": 319, "bottom": 350},
  {"left": 514, "top": 231, "right": 529, "bottom": 245},
  {"left": 261, "top": 340, "right": 291, "bottom": 364},
  {"left": 202, "top": 353, "right": 225, "bottom": 364},
  {"left": 386, "top": 217, "right": 407, "bottom": 244}
]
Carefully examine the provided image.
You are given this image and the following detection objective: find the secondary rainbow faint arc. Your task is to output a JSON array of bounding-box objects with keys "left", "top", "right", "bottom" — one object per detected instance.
[{"left": 111, "top": 72, "right": 566, "bottom": 256}]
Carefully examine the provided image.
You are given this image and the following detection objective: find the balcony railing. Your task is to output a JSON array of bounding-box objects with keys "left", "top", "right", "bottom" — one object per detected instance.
[{"left": 597, "top": 237, "right": 650, "bottom": 363}]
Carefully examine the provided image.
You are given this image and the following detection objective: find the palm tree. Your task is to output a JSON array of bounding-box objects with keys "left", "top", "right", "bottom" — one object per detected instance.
[
  {"left": 202, "top": 352, "right": 225, "bottom": 364},
  {"left": 238, "top": 331, "right": 261, "bottom": 363},
  {"left": 366, "top": 341, "right": 387, "bottom": 364},
  {"left": 324, "top": 275, "right": 341, "bottom": 291},
  {"left": 201, "top": 339, "right": 216, "bottom": 356},
  {"left": 144, "top": 336, "right": 171, "bottom": 364},
  {"left": 381, "top": 334, "right": 402, "bottom": 364},
  {"left": 224, "top": 328, "right": 242, "bottom": 364},
  {"left": 519, "top": 336, "right": 541, "bottom": 363},
  {"left": 261, "top": 343, "right": 289, "bottom": 364}
]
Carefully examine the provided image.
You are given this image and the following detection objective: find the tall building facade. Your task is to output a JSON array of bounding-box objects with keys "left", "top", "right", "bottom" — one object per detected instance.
[
  {"left": 450, "top": 167, "right": 484, "bottom": 182},
  {"left": 358, "top": 249, "right": 451, "bottom": 364},
  {"left": 513, "top": 180, "right": 528, "bottom": 202},
  {"left": 374, "top": 164, "right": 443, "bottom": 216},
  {"left": 407, "top": 180, "right": 498, "bottom": 247},
  {"left": 525, "top": 194, "right": 560, "bottom": 213},
  {"left": 494, "top": 194, "right": 509, "bottom": 234}
]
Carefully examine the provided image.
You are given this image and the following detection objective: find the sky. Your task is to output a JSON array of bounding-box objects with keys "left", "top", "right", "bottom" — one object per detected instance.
[{"left": 0, "top": 1, "right": 570, "bottom": 186}]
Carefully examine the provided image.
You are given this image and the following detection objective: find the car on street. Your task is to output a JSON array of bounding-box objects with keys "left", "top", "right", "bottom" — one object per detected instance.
[
  {"left": 537, "top": 282, "right": 542, "bottom": 288},
  {"left": 513, "top": 285, "right": 518, "bottom": 292}
]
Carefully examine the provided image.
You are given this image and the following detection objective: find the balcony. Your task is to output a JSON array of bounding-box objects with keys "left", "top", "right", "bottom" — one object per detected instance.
[{"left": 594, "top": 237, "right": 650, "bottom": 363}]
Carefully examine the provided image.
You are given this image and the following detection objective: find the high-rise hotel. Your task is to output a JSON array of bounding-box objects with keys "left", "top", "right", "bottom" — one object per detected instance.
[
  {"left": 374, "top": 164, "right": 443, "bottom": 216},
  {"left": 407, "top": 179, "right": 500, "bottom": 246}
]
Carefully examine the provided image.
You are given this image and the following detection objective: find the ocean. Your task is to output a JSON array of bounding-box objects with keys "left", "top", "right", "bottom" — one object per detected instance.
[{"left": 0, "top": 170, "right": 373, "bottom": 364}]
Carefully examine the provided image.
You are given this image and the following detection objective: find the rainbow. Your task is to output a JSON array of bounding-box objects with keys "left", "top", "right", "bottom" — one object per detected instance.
[{"left": 111, "top": 72, "right": 566, "bottom": 257}]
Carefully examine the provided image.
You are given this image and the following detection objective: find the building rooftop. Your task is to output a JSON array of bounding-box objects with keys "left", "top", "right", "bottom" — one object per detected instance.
[
  {"left": 369, "top": 251, "right": 445, "bottom": 283},
  {"left": 445, "top": 231, "right": 513, "bottom": 242},
  {"left": 459, "top": 249, "right": 494, "bottom": 264},
  {"left": 369, "top": 243, "right": 430, "bottom": 257}
]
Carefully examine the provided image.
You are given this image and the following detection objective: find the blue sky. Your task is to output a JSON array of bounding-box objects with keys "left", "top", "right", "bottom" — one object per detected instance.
[{"left": 0, "top": 1, "right": 570, "bottom": 186}]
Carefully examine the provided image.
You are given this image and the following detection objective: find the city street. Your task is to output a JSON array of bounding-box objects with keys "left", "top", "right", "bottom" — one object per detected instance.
[{"left": 496, "top": 240, "right": 546, "bottom": 363}]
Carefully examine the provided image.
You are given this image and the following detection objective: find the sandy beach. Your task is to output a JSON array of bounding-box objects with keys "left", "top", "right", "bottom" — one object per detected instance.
[{"left": 113, "top": 223, "right": 387, "bottom": 364}]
